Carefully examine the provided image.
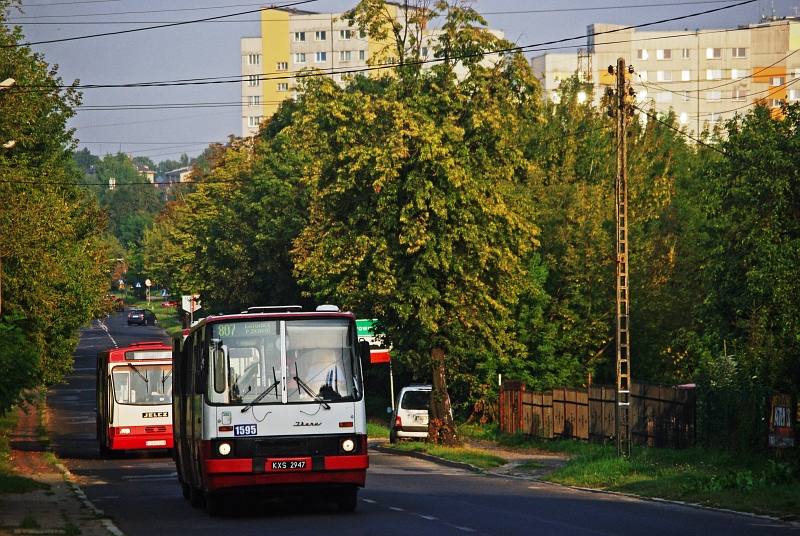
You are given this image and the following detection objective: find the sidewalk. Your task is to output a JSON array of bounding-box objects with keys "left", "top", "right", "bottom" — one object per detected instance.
[{"left": 0, "top": 404, "right": 120, "bottom": 536}]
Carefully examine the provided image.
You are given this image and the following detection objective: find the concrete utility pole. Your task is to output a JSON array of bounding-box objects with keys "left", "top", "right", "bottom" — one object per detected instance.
[{"left": 607, "top": 59, "right": 634, "bottom": 457}]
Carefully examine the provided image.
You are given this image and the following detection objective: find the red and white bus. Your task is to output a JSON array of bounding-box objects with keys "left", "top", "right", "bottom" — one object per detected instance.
[
  {"left": 96, "top": 341, "right": 173, "bottom": 456},
  {"left": 172, "top": 305, "right": 371, "bottom": 515}
]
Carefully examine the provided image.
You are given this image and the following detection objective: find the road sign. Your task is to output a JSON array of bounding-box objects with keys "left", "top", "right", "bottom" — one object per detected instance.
[
  {"left": 182, "top": 295, "right": 201, "bottom": 312},
  {"left": 135, "top": 282, "right": 141, "bottom": 288},
  {"left": 145, "top": 278, "right": 152, "bottom": 287},
  {"left": 356, "top": 319, "right": 391, "bottom": 363}
]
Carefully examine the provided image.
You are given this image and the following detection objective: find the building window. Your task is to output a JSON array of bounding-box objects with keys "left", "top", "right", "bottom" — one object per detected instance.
[
  {"left": 656, "top": 92, "right": 672, "bottom": 103},
  {"left": 248, "top": 116, "right": 261, "bottom": 128},
  {"left": 789, "top": 89, "right": 800, "bottom": 101},
  {"left": 656, "top": 70, "right": 672, "bottom": 82},
  {"left": 247, "top": 74, "right": 260, "bottom": 86},
  {"left": 358, "top": 50, "right": 366, "bottom": 61},
  {"left": 731, "top": 69, "right": 748, "bottom": 80},
  {"left": 731, "top": 47, "right": 747, "bottom": 58},
  {"left": 277, "top": 83, "right": 288, "bottom": 91},
  {"left": 679, "top": 112, "right": 689, "bottom": 124},
  {"left": 295, "top": 53, "right": 306, "bottom": 64},
  {"left": 706, "top": 47, "right": 722, "bottom": 59},
  {"left": 359, "top": 30, "right": 367, "bottom": 38},
  {"left": 294, "top": 32, "right": 305, "bottom": 42},
  {"left": 248, "top": 95, "right": 261, "bottom": 106},
  {"left": 681, "top": 48, "right": 690, "bottom": 59},
  {"left": 706, "top": 69, "right": 722, "bottom": 80},
  {"left": 731, "top": 90, "right": 747, "bottom": 101},
  {"left": 315, "top": 52, "right": 327, "bottom": 63},
  {"left": 637, "top": 71, "right": 648, "bottom": 82},
  {"left": 315, "top": 31, "right": 327, "bottom": 41},
  {"left": 247, "top": 54, "right": 261, "bottom": 66},
  {"left": 276, "top": 62, "right": 288, "bottom": 71},
  {"left": 769, "top": 99, "right": 784, "bottom": 108},
  {"left": 770, "top": 77, "right": 785, "bottom": 86},
  {"left": 794, "top": 68, "right": 800, "bottom": 80},
  {"left": 708, "top": 112, "right": 721, "bottom": 122},
  {"left": 637, "top": 49, "right": 649, "bottom": 60},
  {"left": 339, "top": 50, "right": 351, "bottom": 61},
  {"left": 656, "top": 49, "right": 672, "bottom": 60},
  {"left": 682, "top": 91, "right": 690, "bottom": 102},
  {"left": 706, "top": 91, "right": 722, "bottom": 102},
  {"left": 339, "top": 30, "right": 351, "bottom": 40},
  {"left": 681, "top": 70, "right": 690, "bottom": 81}
]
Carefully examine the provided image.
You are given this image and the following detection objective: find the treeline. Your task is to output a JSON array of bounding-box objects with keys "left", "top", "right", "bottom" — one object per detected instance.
[
  {"left": 0, "top": 3, "right": 108, "bottom": 413},
  {"left": 2, "top": 0, "right": 798, "bottom": 426},
  {"left": 140, "top": 1, "right": 800, "bottom": 421}
]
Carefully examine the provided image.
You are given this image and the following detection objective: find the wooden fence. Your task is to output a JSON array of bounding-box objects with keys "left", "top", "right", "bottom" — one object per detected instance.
[{"left": 499, "top": 380, "right": 695, "bottom": 448}]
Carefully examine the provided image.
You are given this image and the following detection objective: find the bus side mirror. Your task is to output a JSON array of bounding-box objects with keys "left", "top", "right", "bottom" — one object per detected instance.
[
  {"left": 194, "top": 369, "right": 206, "bottom": 395},
  {"left": 358, "top": 340, "right": 371, "bottom": 367}
]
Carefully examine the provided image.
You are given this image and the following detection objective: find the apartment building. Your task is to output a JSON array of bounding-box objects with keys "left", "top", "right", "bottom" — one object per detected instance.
[
  {"left": 241, "top": 5, "right": 412, "bottom": 136},
  {"left": 241, "top": 4, "right": 504, "bottom": 137},
  {"left": 532, "top": 16, "right": 800, "bottom": 135}
]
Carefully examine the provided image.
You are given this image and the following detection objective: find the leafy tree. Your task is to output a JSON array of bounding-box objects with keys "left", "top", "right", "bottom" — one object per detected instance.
[
  {"left": 291, "top": 0, "right": 542, "bottom": 444},
  {"left": 0, "top": 2, "right": 108, "bottom": 409},
  {"left": 699, "top": 103, "right": 800, "bottom": 393},
  {"left": 521, "top": 75, "right": 617, "bottom": 388}
]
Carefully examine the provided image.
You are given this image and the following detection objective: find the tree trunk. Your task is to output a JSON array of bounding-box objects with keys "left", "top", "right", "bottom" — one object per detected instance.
[{"left": 428, "top": 347, "right": 459, "bottom": 446}]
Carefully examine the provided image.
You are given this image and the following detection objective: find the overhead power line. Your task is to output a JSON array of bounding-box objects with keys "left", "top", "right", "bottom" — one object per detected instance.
[{"left": 1, "top": 0, "right": 320, "bottom": 47}]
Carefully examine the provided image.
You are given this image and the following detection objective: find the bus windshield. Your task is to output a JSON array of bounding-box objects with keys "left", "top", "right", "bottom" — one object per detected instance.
[
  {"left": 207, "top": 318, "right": 360, "bottom": 405},
  {"left": 112, "top": 363, "right": 172, "bottom": 405}
]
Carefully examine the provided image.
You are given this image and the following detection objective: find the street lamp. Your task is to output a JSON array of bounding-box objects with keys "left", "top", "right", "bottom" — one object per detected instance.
[{"left": 0, "top": 77, "right": 17, "bottom": 316}]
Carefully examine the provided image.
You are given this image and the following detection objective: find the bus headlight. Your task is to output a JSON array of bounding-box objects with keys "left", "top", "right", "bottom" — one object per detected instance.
[
  {"left": 341, "top": 438, "right": 355, "bottom": 453},
  {"left": 218, "top": 442, "right": 232, "bottom": 456}
]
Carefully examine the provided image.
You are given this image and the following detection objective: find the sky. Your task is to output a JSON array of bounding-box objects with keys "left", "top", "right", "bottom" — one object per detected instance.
[{"left": 9, "top": 0, "right": 800, "bottom": 164}]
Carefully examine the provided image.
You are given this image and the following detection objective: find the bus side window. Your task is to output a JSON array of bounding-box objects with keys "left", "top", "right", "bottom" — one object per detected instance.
[{"left": 213, "top": 344, "right": 226, "bottom": 394}]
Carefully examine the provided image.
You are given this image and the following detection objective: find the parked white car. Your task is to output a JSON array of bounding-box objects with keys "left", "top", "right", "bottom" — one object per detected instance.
[{"left": 389, "top": 384, "right": 431, "bottom": 443}]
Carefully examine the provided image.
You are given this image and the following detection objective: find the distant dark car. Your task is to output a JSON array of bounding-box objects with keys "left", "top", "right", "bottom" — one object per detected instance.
[{"left": 127, "top": 309, "right": 157, "bottom": 326}]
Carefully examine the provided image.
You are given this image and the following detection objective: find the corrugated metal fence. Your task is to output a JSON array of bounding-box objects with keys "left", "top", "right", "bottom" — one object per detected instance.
[{"left": 499, "top": 381, "right": 695, "bottom": 448}]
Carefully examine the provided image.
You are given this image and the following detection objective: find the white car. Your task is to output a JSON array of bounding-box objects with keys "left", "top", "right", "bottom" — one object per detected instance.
[{"left": 389, "top": 385, "right": 431, "bottom": 443}]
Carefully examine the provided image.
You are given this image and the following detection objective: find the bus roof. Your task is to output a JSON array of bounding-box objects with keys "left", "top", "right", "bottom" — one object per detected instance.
[
  {"left": 179, "top": 306, "right": 356, "bottom": 338},
  {"left": 101, "top": 341, "right": 172, "bottom": 363}
]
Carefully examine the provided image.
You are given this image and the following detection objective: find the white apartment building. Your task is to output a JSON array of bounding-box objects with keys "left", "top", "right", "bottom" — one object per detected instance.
[{"left": 532, "top": 16, "right": 800, "bottom": 135}]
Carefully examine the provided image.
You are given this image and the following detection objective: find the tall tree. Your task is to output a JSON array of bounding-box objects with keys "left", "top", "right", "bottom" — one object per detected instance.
[
  {"left": 291, "top": 0, "right": 542, "bottom": 444},
  {"left": 699, "top": 103, "right": 800, "bottom": 392},
  {"left": 0, "top": 2, "right": 108, "bottom": 410}
]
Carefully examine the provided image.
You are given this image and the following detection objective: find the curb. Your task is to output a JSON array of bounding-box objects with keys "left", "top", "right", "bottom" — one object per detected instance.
[
  {"left": 55, "top": 463, "right": 125, "bottom": 536},
  {"left": 373, "top": 443, "right": 800, "bottom": 528}
]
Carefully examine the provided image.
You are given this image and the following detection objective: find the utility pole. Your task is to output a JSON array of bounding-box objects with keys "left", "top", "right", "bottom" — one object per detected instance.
[{"left": 607, "top": 59, "right": 634, "bottom": 457}]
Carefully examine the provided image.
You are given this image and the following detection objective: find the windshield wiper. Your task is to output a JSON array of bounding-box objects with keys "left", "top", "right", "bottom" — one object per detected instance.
[
  {"left": 293, "top": 363, "right": 330, "bottom": 409},
  {"left": 241, "top": 368, "right": 280, "bottom": 413},
  {"left": 127, "top": 363, "right": 148, "bottom": 387}
]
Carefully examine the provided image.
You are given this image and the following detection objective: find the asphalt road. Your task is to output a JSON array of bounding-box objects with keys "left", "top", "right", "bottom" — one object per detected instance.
[{"left": 46, "top": 311, "right": 798, "bottom": 536}]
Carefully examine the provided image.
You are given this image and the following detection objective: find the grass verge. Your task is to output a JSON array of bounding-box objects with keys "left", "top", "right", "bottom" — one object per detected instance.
[
  {"left": 385, "top": 441, "right": 508, "bottom": 470},
  {"left": 459, "top": 425, "right": 800, "bottom": 520}
]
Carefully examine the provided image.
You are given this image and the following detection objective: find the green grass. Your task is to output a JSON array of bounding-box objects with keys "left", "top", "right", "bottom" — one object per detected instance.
[
  {"left": 367, "top": 421, "right": 390, "bottom": 439},
  {"left": 387, "top": 441, "right": 508, "bottom": 470},
  {"left": 453, "top": 424, "right": 800, "bottom": 519}
]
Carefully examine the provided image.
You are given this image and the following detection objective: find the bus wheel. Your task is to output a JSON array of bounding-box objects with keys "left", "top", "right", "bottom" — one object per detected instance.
[
  {"left": 189, "top": 485, "right": 205, "bottom": 509},
  {"left": 336, "top": 486, "right": 358, "bottom": 512}
]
